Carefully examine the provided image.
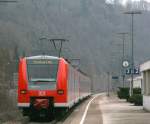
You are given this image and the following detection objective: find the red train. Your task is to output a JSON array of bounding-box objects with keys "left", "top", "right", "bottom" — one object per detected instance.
[{"left": 17, "top": 55, "right": 91, "bottom": 118}]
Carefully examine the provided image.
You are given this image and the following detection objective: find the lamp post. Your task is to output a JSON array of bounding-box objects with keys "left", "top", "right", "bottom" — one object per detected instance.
[
  {"left": 117, "top": 32, "right": 128, "bottom": 87},
  {"left": 107, "top": 72, "right": 110, "bottom": 97},
  {"left": 124, "top": 11, "right": 142, "bottom": 96}
]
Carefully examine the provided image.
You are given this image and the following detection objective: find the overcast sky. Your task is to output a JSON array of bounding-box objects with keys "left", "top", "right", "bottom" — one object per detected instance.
[
  {"left": 106, "top": 0, "right": 150, "bottom": 5},
  {"left": 127, "top": 0, "right": 150, "bottom": 3}
]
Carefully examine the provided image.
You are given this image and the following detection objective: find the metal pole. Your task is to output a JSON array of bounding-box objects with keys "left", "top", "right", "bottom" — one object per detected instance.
[
  {"left": 124, "top": 11, "right": 142, "bottom": 96},
  {"left": 117, "top": 32, "right": 128, "bottom": 87},
  {"left": 130, "top": 14, "right": 134, "bottom": 96},
  {"left": 123, "top": 75, "right": 125, "bottom": 87},
  {"left": 59, "top": 41, "right": 63, "bottom": 57},
  {"left": 123, "top": 35, "right": 125, "bottom": 87},
  {"left": 91, "top": 76, "right": 93, "bottom": 93},
  {"left": 123, "top": 34, "right": 125, "bottom": 61},
  {"left": 107, "top": 72, "right": 110, "bottom": 96}
]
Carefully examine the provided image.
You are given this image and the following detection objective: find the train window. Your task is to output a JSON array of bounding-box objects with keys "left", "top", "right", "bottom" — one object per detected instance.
[{"left": 27, "top": 59, "right": 58, "bottom": 90}]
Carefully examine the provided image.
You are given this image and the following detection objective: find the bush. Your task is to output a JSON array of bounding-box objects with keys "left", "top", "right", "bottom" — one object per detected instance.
[
  {"left": 128, "top": 95, "right": 135, "bottom": 103},
  {"left": 128, "top": 94, "right": 143, "bottom": 106},
  {"left": 128, "top": 88, "right": 142, "bottom": 105},
  {"left": 133, "top": 88, "right": 141, "bottom": 94},
  {"left": 117, "top": 87, "right": 143, "bottom": 106},
  {"left": 117, "top": 87, "right": 130, "bottom": 100}
]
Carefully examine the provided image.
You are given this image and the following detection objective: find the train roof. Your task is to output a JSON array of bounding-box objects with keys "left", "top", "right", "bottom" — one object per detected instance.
[{"left": 26, "top": 55, "right": 59, "bottom": 60}]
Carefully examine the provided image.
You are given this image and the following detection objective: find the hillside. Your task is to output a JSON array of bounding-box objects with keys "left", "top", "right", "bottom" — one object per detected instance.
[{"left": 0, "top": 0, "right": 150, "bottom": 92}]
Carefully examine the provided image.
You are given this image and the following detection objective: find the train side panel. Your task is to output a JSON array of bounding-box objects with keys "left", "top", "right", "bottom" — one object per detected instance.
[
  {"left": 75, "top": 69, "right": 80, "bottom": 103},
  {"left": 79, "top": 73, "right": 91, "bottom": 99},
  {"left": 54, "top": 58, "right": 68, "bottom": 107},
  {"left": 67, "top": 65, "right": 91, "bottom": 108},
  {"left": 67, "top": 65, "right": 75, "bottom": 108},
  {"left": 18, "top": 58, "right": 30, "bottom": 107}
]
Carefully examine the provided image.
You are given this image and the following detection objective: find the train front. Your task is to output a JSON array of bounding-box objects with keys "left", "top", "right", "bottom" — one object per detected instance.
[{"left": 18, "top": 56, "right": 60, "bottom": 118}]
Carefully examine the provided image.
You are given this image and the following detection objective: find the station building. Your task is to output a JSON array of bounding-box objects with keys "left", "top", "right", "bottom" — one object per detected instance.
[
  {"left": 127, "top": 76, "right": 142, "bottom": 88},
  {"left": 140, "top": 61, "right": 150, "bottom": 111}
]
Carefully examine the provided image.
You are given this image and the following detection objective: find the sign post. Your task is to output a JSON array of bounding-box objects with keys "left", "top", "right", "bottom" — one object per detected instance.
[{"left": 122, "top": 60, "right": 129, "bottom": 87}]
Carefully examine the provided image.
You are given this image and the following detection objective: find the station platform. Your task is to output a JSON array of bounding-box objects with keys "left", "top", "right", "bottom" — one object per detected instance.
[
  {"left": 100, "top": 94, "right": 150, "bottom": 124},
  {"left": 63, "top": 93, "right": 150, "bottom": 124}
]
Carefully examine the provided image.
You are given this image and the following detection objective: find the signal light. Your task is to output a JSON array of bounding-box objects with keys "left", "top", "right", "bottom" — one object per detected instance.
[
  {"left": 57, "top": 90, "right": 64, "bottom": 95},
  {"left": 20, "top": 90, "right": 27, "bottom": 94}
]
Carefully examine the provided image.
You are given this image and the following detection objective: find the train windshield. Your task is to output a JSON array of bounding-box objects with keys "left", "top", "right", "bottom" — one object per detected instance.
[{"left": 27, "top": 59, "right": 58, "bottom": 90}]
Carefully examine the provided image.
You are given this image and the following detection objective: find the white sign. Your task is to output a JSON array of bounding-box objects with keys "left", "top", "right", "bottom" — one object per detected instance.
[{"left": 123, "top": 61, "right": 129, "bottom": 68}]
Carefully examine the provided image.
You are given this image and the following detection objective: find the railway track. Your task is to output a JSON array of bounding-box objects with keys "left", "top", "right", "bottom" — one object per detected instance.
[
  {"left": 1, "top": 110, "right": 68, "bottom": 124},
  {"left": 2, "top": 118, "right": 57, "bottom": 124},
  {"left": 28, "top": 96, "right": 90, "bottom": 124},
  {"left": 29, "top": 120, "right": 57, "bottom": 124},
  {"left": 2, "top": 97, "right": 91, "bottom": 124}
]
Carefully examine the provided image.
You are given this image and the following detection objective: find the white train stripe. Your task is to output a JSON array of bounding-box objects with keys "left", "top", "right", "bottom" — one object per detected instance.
[
  {"left": 80, "top": 94, "right": 102, "bottom": 124},
  {"left": 18, "top": 103, "right": 30, "bottom": 107},
  {"left": 55, "top": 94, "right": 90, "bottom": 108},
  {"left": 54, "top": 103, "right": 68, "bottom": 107}
]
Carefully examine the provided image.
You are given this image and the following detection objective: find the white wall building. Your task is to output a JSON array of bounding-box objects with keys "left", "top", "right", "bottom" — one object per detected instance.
[
  {"left": 127, "top": 76, "right": 142, "bottom": 88},
  {"left": 140, "top": 60, "right": 150, "bottom": 111}
]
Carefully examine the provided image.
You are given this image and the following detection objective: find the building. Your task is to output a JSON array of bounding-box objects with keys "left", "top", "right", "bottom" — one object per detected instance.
[
  {"left": 140, "top": 60, "right": 150, "bottom": 111},
  {"left": 127, "top": 76, "right": 142, "bottom": 88}
]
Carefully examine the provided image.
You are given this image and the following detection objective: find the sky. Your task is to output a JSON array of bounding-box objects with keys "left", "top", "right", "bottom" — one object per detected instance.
[
  {"left": 128, "top": 0, "right": 150, "bottom": 2},
  {"left": 106, "top": 0, "right": 150, "bottom": 5}
]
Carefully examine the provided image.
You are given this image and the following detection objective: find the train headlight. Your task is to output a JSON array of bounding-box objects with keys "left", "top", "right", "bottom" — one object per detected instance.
[
  {"left": 57, "top": 89, "right": 64, "bottom": 95},
  {"left": 20, "top": 90, "right": 27, "bottom": 94}
]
